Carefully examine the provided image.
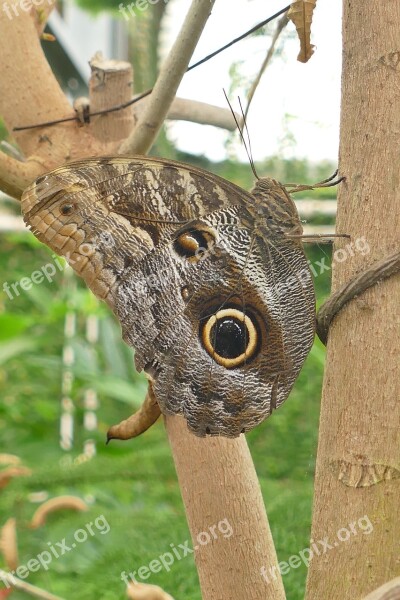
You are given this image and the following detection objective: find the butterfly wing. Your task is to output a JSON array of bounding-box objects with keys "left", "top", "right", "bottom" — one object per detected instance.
[
  {"left": 21, "top": 156, "right": 315, "bottom": 437},
  {"left": 127, "top": 216, "right": 315, "bottom": 437}
]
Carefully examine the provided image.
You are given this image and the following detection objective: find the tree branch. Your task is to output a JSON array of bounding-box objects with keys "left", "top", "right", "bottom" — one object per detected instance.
[
  {"left": 0, "top": 8, "right": 108, "bottom": 198},
  {"left": 245, "top": 13, "right": 289, "bottom": 119},
  {"left": 363, "top": 577, "right": 400, "bottom": 600},
  {"left": 165, "top": 416, "right": 285, "bottom": 600},
  {"left": 0, "top": 569, "right": 65, "bottom": 600},
  {"left": 167, "top": 98, "right": 239, "bottom": 130},
  {"left": 0, "top": 151, "right": 42, "bottom": 199},
  {"left": 88, "top": 54, "right": 135, "bottom": 143},
  {"left": 132, "top": 97, "right": 239, "bottom": 131},
  {"left": 119, "top": 0, "right": 216, "bottom": 155}
]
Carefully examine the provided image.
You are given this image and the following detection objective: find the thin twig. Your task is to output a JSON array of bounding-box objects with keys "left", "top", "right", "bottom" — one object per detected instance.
[
  {"left": 119, "top": 0, "right": 216, "bottom": 154},
  {"left": 317, "top": 250, "right": 400, "bottom": 345},
  {"left": 244, "top": 13, "right": 289, "bottom": 120},
  {"left": 0, "top": 569, "right": 65, "bottom": 600}
]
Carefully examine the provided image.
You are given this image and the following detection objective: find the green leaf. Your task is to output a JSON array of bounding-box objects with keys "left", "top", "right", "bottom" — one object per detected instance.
[
  {"left": 0, "top": 336, "right": 38, "bottom": 365},
  {"left": 90, "top": 376, "right": 146, "bottom": 406},
  {"left": 0, "top": 314, "right": 34, "bottom": 340}
]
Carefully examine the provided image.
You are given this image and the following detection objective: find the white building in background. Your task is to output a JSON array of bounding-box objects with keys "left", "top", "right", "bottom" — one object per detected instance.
[{"left": 46, "top": 1, "right": 128, "bottom": 97}]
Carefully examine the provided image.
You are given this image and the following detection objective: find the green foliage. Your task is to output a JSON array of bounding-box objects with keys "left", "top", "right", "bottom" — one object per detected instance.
[
  {"left": 74, "top": 0, "right": 128, "bottom": 14},
  {"left": 177, "top": 150, "right": 338, "bottom": 199}
]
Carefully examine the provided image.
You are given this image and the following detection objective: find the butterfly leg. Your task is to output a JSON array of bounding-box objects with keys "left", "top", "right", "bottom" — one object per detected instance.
[
  {"left": 285, "top": 169, "right": 345, "bottom": 193},
  {"left": 107, "top": 383, "right": 161, "bottom": 442}
]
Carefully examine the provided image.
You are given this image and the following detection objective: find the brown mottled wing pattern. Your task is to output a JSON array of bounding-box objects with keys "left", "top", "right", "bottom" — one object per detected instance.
[{"left": 21, "top": 156, "right": 315, "bottom": 437}]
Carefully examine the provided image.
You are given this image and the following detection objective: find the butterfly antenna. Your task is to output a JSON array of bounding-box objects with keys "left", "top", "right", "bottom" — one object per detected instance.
[
  {"left": 223, "top": 90, "right": 259, "bottom": 180},
  {"left": 238, "top": 96, "right": 259, "bottom": 180}
]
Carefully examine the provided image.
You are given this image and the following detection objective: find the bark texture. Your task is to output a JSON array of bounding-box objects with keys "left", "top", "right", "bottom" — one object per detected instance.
[
  {"left": 166, "top": 416, "right": 285, "bottom": 600},
  {"left": 305, "top": 2, "right": 400, "bottom": 598},
  {"left": 89, "top": 55, "right": 134, "bottom": 143}
]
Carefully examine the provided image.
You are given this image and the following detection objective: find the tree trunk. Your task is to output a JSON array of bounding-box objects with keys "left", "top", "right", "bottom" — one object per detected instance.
[{"left": 305, "top": 3, "right": 400, "bottom": 599}]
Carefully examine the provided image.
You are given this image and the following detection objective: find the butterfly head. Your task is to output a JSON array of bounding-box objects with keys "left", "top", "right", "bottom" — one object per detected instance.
[{"left": 251, "top": 177, "right": 303, "bottom": 237}]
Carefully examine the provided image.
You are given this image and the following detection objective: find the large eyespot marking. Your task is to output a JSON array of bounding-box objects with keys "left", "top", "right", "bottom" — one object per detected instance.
[
  {"left": 173, "top": 225, "right": 216, "bottom": 262},
  {"left": 201, "top": 308, "right": 259, "bottom": 369}
]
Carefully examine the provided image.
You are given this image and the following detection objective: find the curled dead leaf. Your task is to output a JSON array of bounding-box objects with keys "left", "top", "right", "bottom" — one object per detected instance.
[
  {"left": 0, "top": 455, "right": 21, "bottom": 466},
  {"left": 127, "top": 582, "right": 175, "bottom": 600},
  {"left": 0, "top": 518, "right": 18, "bottom": 571},
  {"left": 107, "top": 385, "right": 160, "bottom": 442},
  {"left": 288, "top": 0, "right": 317, "bottom": 63},
  {"left": 30, "top": 496, "right": 88, "bottom": 529},
  {"left": 0, "top": 466, "right": 32, "bottom": 490}
]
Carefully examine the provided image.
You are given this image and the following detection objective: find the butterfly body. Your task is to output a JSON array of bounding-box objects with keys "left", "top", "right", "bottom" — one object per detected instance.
[{"left": 21, "top": 156, "right": 315, "bottom": 437}]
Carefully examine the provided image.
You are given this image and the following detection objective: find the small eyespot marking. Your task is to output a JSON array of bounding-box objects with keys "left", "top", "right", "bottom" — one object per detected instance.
[
  {"left": 173, "top": 225, "right": 216, "bottom": 262},
  {"left": 60, "top": 203, "right": 75, "bottom": 216}
]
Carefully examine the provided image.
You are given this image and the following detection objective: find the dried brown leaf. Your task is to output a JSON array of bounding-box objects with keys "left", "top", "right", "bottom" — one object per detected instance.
[
  {"left": 30, "top": 496, "right": 88, "bottom": 529},
  {"left": 288, "top": 0, "right": 317, "bottom": 63},
  {"left": 0, "top": 467, "right": 31, "bottom": 490},
  {"left": 0, "top": 518, "right": 18, "bottom": 571},
  {"left": 107, "top": 384, "right": 161, "bottom": 442},
  {"left": 0, "top": 455, "right": 21, "bottom": 466},
  {"left": 127, "top": 582, "right": 175, "bottom": 600}
]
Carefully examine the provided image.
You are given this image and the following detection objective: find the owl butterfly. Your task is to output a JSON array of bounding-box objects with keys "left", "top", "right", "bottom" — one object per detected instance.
[{"left": 22, "top": 156, "right": 321, "bottom": 438}]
